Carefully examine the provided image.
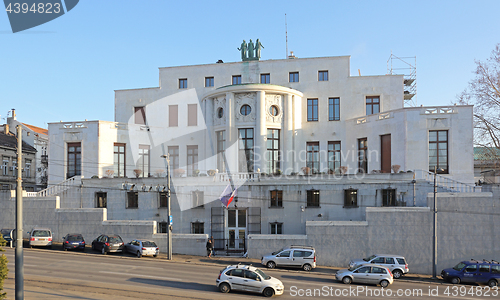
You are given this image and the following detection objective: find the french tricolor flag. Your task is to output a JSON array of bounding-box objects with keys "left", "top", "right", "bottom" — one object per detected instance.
[{"left": 220, "top": 184, "right": 237, "bottom": 208}]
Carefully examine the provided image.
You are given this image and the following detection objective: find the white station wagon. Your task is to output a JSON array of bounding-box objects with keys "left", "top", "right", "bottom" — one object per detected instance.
[{"left": 216, "top": 264, "right": 284, "bottom": 297}]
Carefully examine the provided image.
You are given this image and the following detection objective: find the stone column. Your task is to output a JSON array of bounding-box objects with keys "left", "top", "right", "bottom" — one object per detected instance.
[
  {"left": 255, "top": 91, "right": 267, "bottom": 173},
  {"left": 203, "top": 97, "right": 216, "bottom": 172},
  {"left": 226, "top": 92, "right": 238, "bottom": 174},
  {"left": 283, "top": 93, "right": 294, "bottom": 175}
]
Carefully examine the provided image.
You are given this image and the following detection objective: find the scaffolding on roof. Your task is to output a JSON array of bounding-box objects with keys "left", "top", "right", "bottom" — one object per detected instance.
[{"left": 387, "top": 53, "right": 417, "bottom": 107}]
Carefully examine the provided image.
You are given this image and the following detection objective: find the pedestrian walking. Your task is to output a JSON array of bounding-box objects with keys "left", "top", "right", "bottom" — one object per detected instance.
[{"left": 206, "top": 236, "right": 213, "bottom": 258}]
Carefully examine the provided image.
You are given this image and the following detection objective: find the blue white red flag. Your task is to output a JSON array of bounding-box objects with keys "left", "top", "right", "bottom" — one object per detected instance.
[{"left": 220, "top": 184, "right": 237, "bottom": 208}]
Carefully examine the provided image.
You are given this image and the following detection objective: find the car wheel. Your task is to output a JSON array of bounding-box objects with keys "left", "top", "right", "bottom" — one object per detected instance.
[
  {"left": 450, "top": 277, "right": 460, "bottom": 284},
  {"left": 101, "top": 247, "right": 107, "bottom": 255},
  {"left": 342, "top": 276, "right": 352, "bottom": 284},
  {"left": 380, "top": 280, "right": 389, "bottom": 288},
  {"left": 488, "top": 279, "right": 498, "bottom": 287},
  {"left": 137, "top": 251, "right": 142, "bottom": 258},
  {"left": 63, "top": 247, "right": 67, "bottom": 251},
  {"left": 263, "top": 287, "right": 274, "bottom": 297},
  {"left": 392, "top": 269, "right": 403, "bottom": 279},
  {"left": 302, "top": 264, "right": 312, "bottom": 271},
  {"left": 219, "top": 283, "right": 230, "bottom": 293},
  {"left": 153, "top": 254, "right": 157, "bottom": 258},
  {"left": 266, "top": 261, "right": 276, "bottom": 269}
]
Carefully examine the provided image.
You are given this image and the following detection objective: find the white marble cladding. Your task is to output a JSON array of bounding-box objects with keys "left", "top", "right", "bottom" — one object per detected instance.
[
  {"left": 235, "top": 92, "right": 256, "bottom": 123},
  {"left": 265, "top": 94, "right": 283, "bottom": 124},
  {"left": 213, "top": 96, "right": 226, "bottom": 126}
]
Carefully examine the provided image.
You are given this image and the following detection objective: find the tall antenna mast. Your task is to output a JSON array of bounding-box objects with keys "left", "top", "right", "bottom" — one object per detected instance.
[{"left": 285, "top": 13, "right": 288, "bottom": 59}]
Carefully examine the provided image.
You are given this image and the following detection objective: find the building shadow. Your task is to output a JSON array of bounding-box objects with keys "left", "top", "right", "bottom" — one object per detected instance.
[{"left": 127, "top": 277, "right": 216, "bottom": 292}]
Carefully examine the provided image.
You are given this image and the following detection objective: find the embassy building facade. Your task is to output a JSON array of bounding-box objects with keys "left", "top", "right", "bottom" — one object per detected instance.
[{"left": 38, "top": 53, "right": 480, "bottom": 261}]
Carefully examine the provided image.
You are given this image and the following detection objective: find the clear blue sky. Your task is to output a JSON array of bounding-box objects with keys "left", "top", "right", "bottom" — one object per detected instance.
[{"left": 1, "top": 0, "right": 499, "bottom": 129}]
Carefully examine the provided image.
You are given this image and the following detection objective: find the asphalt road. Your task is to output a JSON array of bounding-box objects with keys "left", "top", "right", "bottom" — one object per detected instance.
[{"left": 2, "top": 248, "right": 498, "bottom": 299}]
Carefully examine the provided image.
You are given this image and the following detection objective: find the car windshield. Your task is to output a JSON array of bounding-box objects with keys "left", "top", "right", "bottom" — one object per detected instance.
[
  {"left": 254, "top": 268, "right": 271, "bottom": 280},
  {"left": 108, "top": 236, "right": 122, "bottom": 244},
  {"left": 453, "top": 262, "right": 466, "bottom": 271},
  {"left": 348, "top": 265, "right": 360, "bottom": 271},
  {"left": 142, "top": 241, "right": 157, "bottom": 247},
  {"left": 67, "top": 235, "right": 83, "bottom": 242},
  {"left": 32, "top": 230, "right": 50, "bottom": 237},
  {"left": 364, "top": 255, "right": 377, "bottom": 262},
  {"left": 271, "top": 248, "right": 284, "bottom": 255}
]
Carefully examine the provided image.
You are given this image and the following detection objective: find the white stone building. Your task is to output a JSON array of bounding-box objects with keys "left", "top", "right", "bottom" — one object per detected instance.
[{"left": 44, "top": 54, "right": 477, "bottom": 255}]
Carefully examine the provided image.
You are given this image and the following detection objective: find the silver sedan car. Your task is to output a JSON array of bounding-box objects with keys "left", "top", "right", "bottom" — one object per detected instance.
[
  {"left": 335, "top": 264, "right": 393, "bottom": 288},
  {"left": 124, "top": 239, "right": 159, "bottom": 258}
]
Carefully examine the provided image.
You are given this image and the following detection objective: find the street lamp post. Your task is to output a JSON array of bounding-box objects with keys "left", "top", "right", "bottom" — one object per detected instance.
[
  {"left": 161, "top": 154, "right": 172, "bottom": 260},
  {"left": 432, "top": 166, "right": 442, "bottom": 279}
]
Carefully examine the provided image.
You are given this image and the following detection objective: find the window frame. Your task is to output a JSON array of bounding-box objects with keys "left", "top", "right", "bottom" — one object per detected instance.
[
  {"left": 205, "top": 77, "right": 214, "bottom": 87},
  {"left": 158, "top": 191, "right": 168, "bottom": 208},
  {"left": 168, "top": 146, "right": 179, "bottom": 171},
  {"left": 216, "top": 130, "right": 226, "bottom": 173},
  {"left": 329, "top": 97, "right": 340, "bottom": 121},
  {"left": 429, "top": 130, "right": 449, "bottom": 174},
  {"left": 270, "top": 190, "right": 283, "bottom": 208},
  {"left": 238, "top": 128, "right": 254, "bottom": 172},
  {"left": 66, "top": 142, "right": 81, "bottom": 179},
  {"left": 306, "top": 142, "right": 320, "bottom": 173},
  {"left": 138, "top": 144, "right": 150, "bottom": 178},
  {"left": 179, "top": 78, "right": 187, "bottom": 89},
  {"left": 289, "top": 72, "right": 299, "bottom": 83},
  {"left": 126, "top": 191, "right": 139, "bottom": 209},
  {"left": 318, "top": 70, "right": 328, "bottom": 81},
  {"left": 307, "top": 99, "right": 318, "bottom": 122},
  {"left": 267, "top": 129, "right": 280, "bottom": 174},
  {"left": 95, "top": 191, "right": 107, "bottom": 208},
  {"left": 134, "top": 106, "right": 146, "bottom": 125},
  {"left": 366, "top": 96, "right": 380, "bottom": 115},
  {"left": 260, "top": 73, "right": 270, "bottom": 84},
  {"left": 113, "top": 143, "right": 126, "bottom": 177},
  {"left": 306, "top": 189, "right": 320, "bottom": 208},
  {"left": 191, "top": 222, "right": 204, "bottom": 234},
  {"left": 188, "top": 103, "right": 197, "bottom": 126},
  {"left": 158, "top": 222, "right": 168, "bottom": 233},
  {"left": 358, "top": 138, "right": 368, "bottom": 173},
  {"left": 328, "top": 141, "right": 341, "bottom": 174},
  {"left": 270, "top": 222, "right": 283, "bottom": 234},
  {"left": 192, "top": 190, "right": 204, "bottom": 208},
  {"left": 232, "top": 75, "right": 242, "bottom": 85},
  {"left": 382, "top": 189, "right": 396, "bottom": 206},
  {"left": 187, "top": 145, "right": 199, "bottom": 176},
  {"left": 169, "top": 105, "right": 178, "bottom": 127},
  {"left": 344, "top": 189, "right": 358, "bottom": 208}
]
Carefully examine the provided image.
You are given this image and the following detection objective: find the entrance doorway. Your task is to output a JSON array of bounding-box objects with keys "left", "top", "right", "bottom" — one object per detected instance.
[{"left": 227, "top": 209, "right": 246, "bottom": 250}]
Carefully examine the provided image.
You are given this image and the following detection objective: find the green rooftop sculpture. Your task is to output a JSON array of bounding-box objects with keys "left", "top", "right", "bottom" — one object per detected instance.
[{"left": 238, "top": 39, "right": 263, "bottom": 61}]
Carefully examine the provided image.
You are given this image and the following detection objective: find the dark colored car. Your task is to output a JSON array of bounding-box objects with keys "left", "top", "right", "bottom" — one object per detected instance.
[
  {"left": 441, "top": 259, "right": 500, "bottom": 287},
  {"left": 62, "top": 234, "right": 86, "bottom": 251},
  {"left": 1, "top": 229, "right": 15, "bottom": 247},
  {"left": 91, "top": 234, "right": 124, "bottom": 255}
]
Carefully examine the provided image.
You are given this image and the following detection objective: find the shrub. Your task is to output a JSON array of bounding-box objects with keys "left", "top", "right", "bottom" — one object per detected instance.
[
  {"left": 133, "top": 169, "right": 142, "bottom": 178},
  {"left": 0, "top": 235, "right": 8, "bottom": 300}
]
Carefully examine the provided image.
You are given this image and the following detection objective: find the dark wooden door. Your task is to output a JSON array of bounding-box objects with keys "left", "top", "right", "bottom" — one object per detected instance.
[{"left": 381, "top": 134, "right": 391, "bottom": 173}]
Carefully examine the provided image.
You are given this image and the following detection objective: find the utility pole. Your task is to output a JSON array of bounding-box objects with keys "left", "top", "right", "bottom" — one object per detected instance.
[
  {"left": 161, "top": 154, "right": 172, "bottom": 260},
  {"left": 15, "top": 125, "right": 24, "bottom": 300},
  {"left": 432, "top": 166, "right": 438, "bottom": 278}
]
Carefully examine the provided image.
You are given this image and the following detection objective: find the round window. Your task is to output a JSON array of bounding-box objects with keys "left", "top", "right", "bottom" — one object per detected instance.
[
  {"left": 240, "top": 104, "right": 252, "bottom": 116},
  {"left": 269, "top": 105, "right": 279, "bottom": 116},
  {"left": 217, "top": 107, "right": 224, "bottom": 118}
]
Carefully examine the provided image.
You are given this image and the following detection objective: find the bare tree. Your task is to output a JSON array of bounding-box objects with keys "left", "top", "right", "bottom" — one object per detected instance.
[{"left": 457, "top": 44, "right": 500, "bottom": 150}]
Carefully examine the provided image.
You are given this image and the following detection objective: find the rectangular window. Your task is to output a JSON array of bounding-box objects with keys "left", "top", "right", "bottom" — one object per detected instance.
[
  {"left": 344, "top": 189, "right": 358, "bottom": 207},
  {"left": 188, "top": 104, "right": 197, "bottom": 126},
  {"left": 158, "top": 222, "right": 168, "bottom": 233},
  {"left": 260, "top": 73, "right": 270, "bottom": 84},
  {"left": 113, "top": 143, "right": 126, "bottom": 177},
  {"left": 134, "top": 106, "right": 146, "bottom": 125},
  {"left": 25, "top": 159, "right": 31, "bottom": 178},
  {"left": 382, "top": 189, "right": 396, "bottom": 206},
  {"left": 191, "top": 222, "right": 204, "bottom": 234},
  {"left": 67, "top": 142, "right": 81, "bottom": 179},
  {"left": 205, "top": 77, "right": 214, "bottom": 87},
  {"left": 168, "top": 146, "right": 179, "bottom": 171},
  {"left": 232, "top": 75, "right": 241, "bottom": 85},
  {"left": 267, "top": 129, "right": 280, "bottom": 174},
  {"left": 179, "top": 78, "right": 187, "bottom": 89},
  {"left": 307, "top": 99, "right": 318, "bottom": 121},
  {"left": 159, "top": 192, "right": 168, "bottom": 208},
  {"left": 187, "top": 145, "right": 198, "bottom": 176},
  {"left": 216, "top": 131, "right": 226, "bottom": 173},
  {"left": 192, "top": 190, "right": 204, "bottom": 208},
  {"left": 366, "top": 96, "right": 380, "bottom": 115},
  {"left": 138, "top": 145, "right": 150, "bottom": 177},
  {"left": 329, "top": 97, "right": 340, "bottom": 121},
  {"left": 270, "top": 190, "right": 283, "bottom": 208},
  {"left": 270, "top": 222, "right": 283, "bottom": 234},
  {"left": 127, "top": 191, "right": 138, "bottom": 209},
  {"left": 328, "top": 141, "right": 341, "bottom": 174},
  {"left": 289, "top": 72, "right": 299, "bottom": 82},
  {"left": 306, "top": 190, "right": 320, "bottom": 207},
  {"left": 429, "top": 130, "right": 448, "bottom": 174},
  {"left": 306, "top": 142, "right": 320, "bottom": 173},
  {"left": 2, "top": 159, "right": 8, "bottom": 176},
  {"left": 358, "top": 138, "right": 368, "bottom": 173},
  {"left": 238, "top": 128, "right": 254, "bottom": 172},
  {"left": 318, "top": 70, "right": 328, "bottom": 81},
  {"left": 169, "top": 105, "right": 178, "bottom": 127},
  {"left": 95, "top": 192, "right": 107, "bottom": 208}
]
